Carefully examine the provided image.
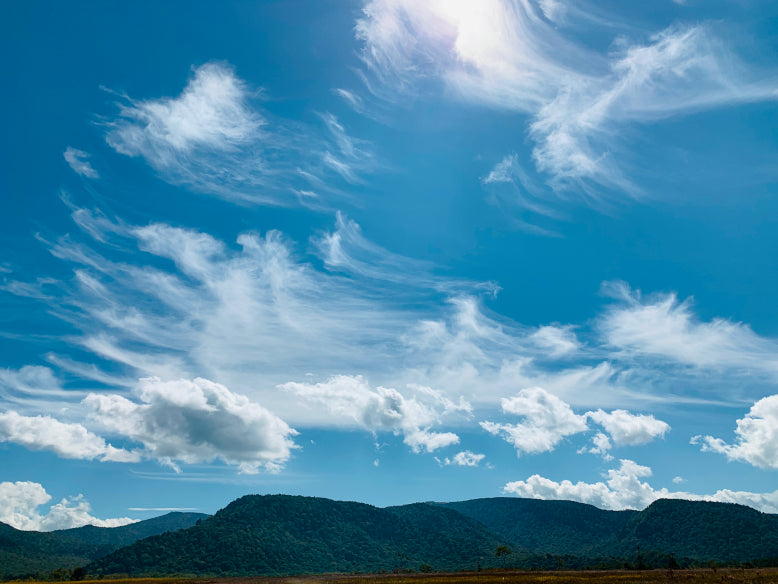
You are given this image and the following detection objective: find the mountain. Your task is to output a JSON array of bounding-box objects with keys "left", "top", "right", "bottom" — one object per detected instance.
[
  {"left": 437, "top": 497, "right": 638, "bottom": 556},
  {"left": 614, "top": 498, "right": 778, "bottom": 562},
  {"left": 0, "top": 512, "right": 207, "bottom": 579},
  {"left": 86, "top": 495, "right": 778, "bottom": 577},
  {"left": 87, "top": 495, "right": 508, "bottom": 576},
  {"left": 7, "top": 495, "right": 778, "bottom": 579}
]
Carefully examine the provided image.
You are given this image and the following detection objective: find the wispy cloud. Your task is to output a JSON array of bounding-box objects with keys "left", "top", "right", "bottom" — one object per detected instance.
[
  {"left": 0, "top": 481, "right": 137, "bottom": 531},
  {"left": 63, "top": 147, "right": 99, "bottom": 178},
  {"left": 599, "top": 281, "right": 778, "bottom": 374},
  {"left": 103, "top": 62, "right": 376, "bottom": 207},
  {"left": 503, "top": 458, "right": 778, "bottom": 513},
  {"left": 355, "top": 0, "right": 778, "bottom": 206}
]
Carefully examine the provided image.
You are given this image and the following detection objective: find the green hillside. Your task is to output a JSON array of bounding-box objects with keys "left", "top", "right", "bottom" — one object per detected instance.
[
  {"left": 614, "top": 499, "right": 778, "bottom": 562},
  {"left": 438, "top": 497, "right": 637, "bottom": 556},
  {"left": 87, "top": 495, "right": 507, "bottom": 576},
  {"left": 0, "top": 512, "right": 207, "bottom": 579},
  {"left": 6, "top": 496, "right": 778, "bottom": 580}
]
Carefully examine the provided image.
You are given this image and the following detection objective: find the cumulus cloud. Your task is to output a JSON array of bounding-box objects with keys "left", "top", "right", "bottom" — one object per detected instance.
[
  {"left": 84, "top": 377, "right": 298, "bottom": 473},
  {"left": 0, "top": 481, "right": 136, "bottom": 531},
  {"left": 355, "top": 0, "right": 778, "bottom": 199},
  {"left": 586, "top": 409, "right": 669, "bottom": 447},
  {"left": 482, "top": 387, "right": 588, "bottom": 455},
  {"left": 482, "top": 387, "right": 669, "bottom": 457},
  {"left": 281, "top": 375, "right": 466, "bottom": 453},
  {"left": 693, "top": 394, "right": 778, "bottom": 470},
  {"left": 436, "top": 450, "right": 486, "bottom": 467},
  {"left": 63, "top": 147, "right": 98, "bottom": 178},
  {"left": 503, "top": 458, "right": 778, "bottom": 513},
  {"left": 0, "top": 410, "right": 139, "bottom": 462},
  {"left": 599, "top": 281, "right": 778, "bottom": 374}
]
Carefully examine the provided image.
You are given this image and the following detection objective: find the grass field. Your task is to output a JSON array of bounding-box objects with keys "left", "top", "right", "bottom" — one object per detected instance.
[{"left": 15, "top": 569, "right": 778, "bottom": 584}]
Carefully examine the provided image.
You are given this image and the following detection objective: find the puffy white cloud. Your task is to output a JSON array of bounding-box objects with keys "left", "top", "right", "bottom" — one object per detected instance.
[
  {"left": 63, "top": 147, "right": 98, "bottom": 178},
  {"left": 503, "top": 459, "right": 778, "bottom": 513},
  {"left": 0, "top": 481, "right": 136, "bottom": 531},
  {"left": 693, "top": 394, "right": 778, "bottom": 469},
  {"left": 84, "top": 377, "right": 298, "bottom": 473},
  {"left": 586, "top": 409, "right": 669, "bottom": 447},
  {"left": 482, "top": 387, "right": 669, "bottom": 457},
  {"left": 437, "top": 450, "right": 486, "bottom": 467},
  {"left": 281, "top": 375, "right": 464, "bottom": 453},
  {"left": 481, "top": 387, "right": 588, "bottom": 455},
  {"left": 0, "top": 410, "right": 139, "bottom": 462},
  {"left": 599, "top": 282, "right": 778, "bottom": 374}
]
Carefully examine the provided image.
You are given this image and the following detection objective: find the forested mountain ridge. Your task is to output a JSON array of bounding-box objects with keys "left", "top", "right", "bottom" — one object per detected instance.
[
  {"left": 85, "top": 495, "right": 778, "bottom": 577},
  {"left": 437, "top": 497, "right": 638, "bottom": 556},
  {"left": 5, "top": 495, "right": 778, "bottom": 580},
  {"left": 0, "top": 512, "right": 207, "bottom": 579},
  {"left": 87, "top": 495, "right": 507, "bottom": 576}
]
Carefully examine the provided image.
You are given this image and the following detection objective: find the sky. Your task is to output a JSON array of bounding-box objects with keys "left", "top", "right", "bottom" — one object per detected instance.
[{"left": 1, "top": 0, "right": 778, "bottom": 531}]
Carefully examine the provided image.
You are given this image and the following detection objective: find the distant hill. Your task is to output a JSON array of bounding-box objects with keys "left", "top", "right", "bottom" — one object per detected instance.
[
  {"left": 6, "top": 495, "right": 778, "bottom": 580},
  {"left": 87, "top": 495, "right": 507, "bottom": 576},
  {"left": 614, "top": 498, "right": 778, "bottom": 562},
  {"left": 438, "top": 497, "right": 638, "bottom": 556},
  {"left": 0, "top": 512, "right": 207, "bottom": 579},
  {"left": 85, "top": 495, "right": 778, "bottom": 577}
]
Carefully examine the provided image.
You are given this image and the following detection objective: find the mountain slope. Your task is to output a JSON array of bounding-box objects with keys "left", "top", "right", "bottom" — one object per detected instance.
[
  {"left": 87, "top": 495, "right": 506, "bottom": 576},
  {"left": 438, "top": 497, "right": 637, "bottom": 556},
  {"left": 614, "top": 499, "right": 778, "bottom": 562},
  {"left": 0, "top": 512, "right": 207, "bottom": 579}
]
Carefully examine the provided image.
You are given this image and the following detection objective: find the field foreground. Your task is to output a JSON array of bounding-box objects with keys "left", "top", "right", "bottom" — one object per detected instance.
[{"left": 16, "top": 569, "right": 778, "bottom": 584}]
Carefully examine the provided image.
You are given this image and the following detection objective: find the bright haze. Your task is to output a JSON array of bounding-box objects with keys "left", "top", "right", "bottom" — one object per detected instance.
[{"left": 1, "top": 0, "right": 778, "bottom": 530}]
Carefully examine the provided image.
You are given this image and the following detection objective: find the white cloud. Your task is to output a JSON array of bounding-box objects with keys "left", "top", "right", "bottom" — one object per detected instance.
[
  {"left": 108, "top": 62, "right": 261, "bottom": 154},
  {"left": 503, "top": 458, "right": 778, "bottom": 513},
  {"left": 355, "top": 1, "right": 778, "bottom": 198},
  {"left": 693, "top": 394, "right": 778, "bottom": 470},
  {"left": 281, "top": 375, "right": 464, "bottom": 453},
  {"left": 437, "top": 450, "right": 486, "bottom": 467},
  {"left": 482, "top": 387, "right": 669, "bottom": 457},
  {"left": 599, "top": 281, "right": 778, "bottom": 374},
  {"left": 0, "top": 366, "right": 78, "bottom": 409},
  {"left": 63, "top": 147, "right": 98, "bottom": 178},
  {"left": 586, "top": 409, "right": 669, "bottom": 447},
  {"left": 0, "top": 481, "right": 137, "bottom": 531},
  {"left": 104, "top": 63, "right": 373, "bottom": 207},
  {"left": 0, "top": 410, "right": 139, "bottom": 462},
  {"left": 481, "top": 387, "right": 588, "bottom": 455},
  {"left": 673, "top": 476, "right": 686, "bottom": 484},
  {"left": 530, "top": 325, "right": 580, "bottom": 357},
  {"left": 84, "top": 377, "right": 298, "bottom": 473}
]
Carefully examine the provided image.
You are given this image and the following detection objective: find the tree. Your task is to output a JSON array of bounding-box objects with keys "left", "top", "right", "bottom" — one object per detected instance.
[{"left": 495, "top": 545, "right": 512, "bottom": 569}]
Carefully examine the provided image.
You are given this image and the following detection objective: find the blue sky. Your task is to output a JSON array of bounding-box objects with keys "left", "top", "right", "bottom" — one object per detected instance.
[{"left": 1, "top": 0, "right": 778, "bottom": 530}]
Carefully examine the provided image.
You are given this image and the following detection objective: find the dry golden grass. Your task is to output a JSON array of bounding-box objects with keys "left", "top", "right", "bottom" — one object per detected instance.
[{"left": 14, "top": 569, "right": 778, "bottom": 584}]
